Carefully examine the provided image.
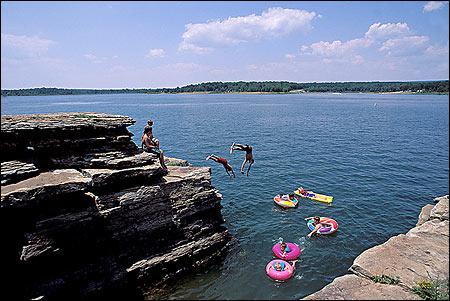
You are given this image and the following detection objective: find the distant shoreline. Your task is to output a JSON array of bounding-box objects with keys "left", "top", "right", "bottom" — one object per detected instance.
[
  {"left": 2, "top": 91, "right": 449, "bottom": 97},
  {"left": 1, "top": 91, "right": 448, "bottom": 97},
  {"left": 2, "top": 80, "right": 448, "bottom": 97},
  {"left": 161, "top": 91, "right": 449, "bottom": 95}
]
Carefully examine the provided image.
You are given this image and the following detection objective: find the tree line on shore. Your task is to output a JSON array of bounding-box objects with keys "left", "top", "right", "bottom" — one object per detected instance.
[{"left": 1, "top": 80, "right": 448, "bottom": 96}]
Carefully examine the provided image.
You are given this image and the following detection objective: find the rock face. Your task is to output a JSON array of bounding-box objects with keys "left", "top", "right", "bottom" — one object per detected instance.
[
  {"left": 0, "top": 113, "right": 231, "bottom": 300},
  {"left": 304, "top": 195, "right": 449, "bottom": 300}
]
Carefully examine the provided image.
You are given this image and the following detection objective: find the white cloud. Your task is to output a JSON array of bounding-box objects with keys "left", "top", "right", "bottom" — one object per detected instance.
[
  {"left": 297, "top": 21, "right": 437, "bottom": 66},
  {"left": 364, "top": 22, "right": 410, "bottom": 40},
  {"left": 146, "top": 48, "right": 166, "bottom": 58},
  {"left": 84, "top": 54, "right": 97, "bottom": 60},
  {"left": 179, "top": 7, "right": 317, "bottom": 53},
  {"left": 423, "top": 1, "right": 448, "bottom": 12},
  {"left": 425, "top": 43, "right": 449, "bottom": 57},
  {"left": 1, "top": 33, "right": 56, "bottom": 57},
  {"left": 301, "top": 38, "right": 371, "bottom": 57},
  {"left": 285, "top": 53, "right": 296, "bottom": 60},
  {"left": 83, "top": 53, "right": 108, "bottom": 64},
  {"left": 379, "top": 35, "right": 429, "bottom": 56},
  {"left": 352, "top": 55, "right": 365, "bottom": 65},
  {"left": 299, "top": 22, "right": 413, "bottom": 59}
]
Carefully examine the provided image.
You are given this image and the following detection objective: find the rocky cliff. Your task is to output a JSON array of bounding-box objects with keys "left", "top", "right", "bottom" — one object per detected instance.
[
  {"left": 0, "top": 113, "right": 232, "bottom": 300},
  {"left": 303, "top": 195, "right": 449, "bottom": 300}
]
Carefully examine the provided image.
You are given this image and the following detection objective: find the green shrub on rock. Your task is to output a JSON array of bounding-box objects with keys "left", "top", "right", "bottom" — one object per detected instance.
[
  {"left": 370, "top": 274, "right": 400, "bottom": 285},
  {"left": 412, "top": 279, "right": 449, "bottom": 300}
]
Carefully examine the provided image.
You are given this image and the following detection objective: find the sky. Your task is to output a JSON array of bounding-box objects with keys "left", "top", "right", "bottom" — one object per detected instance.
[{"left": 1, "top": 1, "right": 449, "bottom": 89}]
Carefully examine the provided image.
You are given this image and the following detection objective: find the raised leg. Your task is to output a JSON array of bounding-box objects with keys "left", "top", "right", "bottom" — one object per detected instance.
[
  {"left": 230, "top": 142, "right": 235, "bottom": 154},
  {"left": 233, "top": 143, "right": 246, "bottom": 151}
]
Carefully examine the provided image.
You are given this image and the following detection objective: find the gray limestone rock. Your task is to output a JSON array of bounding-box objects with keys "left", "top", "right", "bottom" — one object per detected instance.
[
  {"left": 1, "top": 112, "right": 135, "bottom": 133},
  {"left": 82, "top": 164, "right": 164, "bottom": 188},
  {"left": 0, "top": 113, "right": 230, "bottom": 300},
  {"left": 349, "top": 219, "right": 449, "bottom": 289},
  {"left": 430, "top": 195, "right": 449, "bottom": 221},
  {"left": 1, "top": 160, "right": 40, "bottom": 185},
  {"left": 303, "top": 274, "right": 421, "bottom": 300},
  {"left": 127, "top": 230, "right": 231, "bottom": 292},
  {"left": 1, "top": 169, "right": 91, "bottom": 209}
]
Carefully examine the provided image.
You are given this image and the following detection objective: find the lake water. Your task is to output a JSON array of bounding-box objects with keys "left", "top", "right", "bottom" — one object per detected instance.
[{"left": 1, "top": 93, "right": 449, "bottom": 299}]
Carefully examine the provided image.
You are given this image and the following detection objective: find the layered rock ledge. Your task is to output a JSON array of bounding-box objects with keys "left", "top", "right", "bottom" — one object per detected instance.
[
  {"left": 303, "top": 195, "right": 449, "bottom": 300},
  {"left": 0, "top": 113, "right": 231, "bottom": 300}
]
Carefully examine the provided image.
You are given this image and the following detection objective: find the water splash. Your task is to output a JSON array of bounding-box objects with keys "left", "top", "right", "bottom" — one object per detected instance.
[{"left": 297, "top": 237, "right": 307, "bottom": 252}]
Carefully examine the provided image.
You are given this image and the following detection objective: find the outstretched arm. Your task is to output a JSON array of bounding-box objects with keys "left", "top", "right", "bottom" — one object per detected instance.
[
  {"left": 209, "top": 154, "right": 219, "bottom": 162},
  {"left": 307, "top": 224, "right": 321, "bottom": 238}
]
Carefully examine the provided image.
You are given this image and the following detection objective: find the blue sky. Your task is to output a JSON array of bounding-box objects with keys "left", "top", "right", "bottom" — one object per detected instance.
[{"left": 1, "top": 1, "right": 449, "bottom": 89}]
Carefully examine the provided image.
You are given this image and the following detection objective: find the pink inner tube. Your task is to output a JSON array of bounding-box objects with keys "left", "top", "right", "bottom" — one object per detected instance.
[
  {"left": 266, "top": 259, "right": 294, "bottom": 281},
  {"left": 272, "top": 242, "right": 301, "bottom": 260},
  {"left": 319, "top": 217, "right": 338, "bottom": 234},
  {"left": 308, "top": 217, "right": 339, "bottom": 235}
]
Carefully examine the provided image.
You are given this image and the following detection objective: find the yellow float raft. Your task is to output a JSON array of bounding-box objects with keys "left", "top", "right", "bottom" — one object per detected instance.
[{"left": 294, "top": 188, "right": 333, "bottom": 204}]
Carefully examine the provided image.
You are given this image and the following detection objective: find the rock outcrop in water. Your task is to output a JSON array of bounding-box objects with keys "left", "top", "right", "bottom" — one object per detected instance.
[
  {"left": 303, "top": 195, "right": 449, "bottom": 300},
  {"left": 0, "top": 113, "right": 231, "bottom": 300}
]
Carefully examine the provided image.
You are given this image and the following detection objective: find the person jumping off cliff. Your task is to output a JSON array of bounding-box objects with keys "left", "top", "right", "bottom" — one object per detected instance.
[
  {"left": 230, "top": 143, "right": 254, "bottom": 176},
  {"left": 206, "top": 154, "right": 235, "bottom": 178},
  {"left": 142, "top": 122, "right": 167, "bottom": 170}
]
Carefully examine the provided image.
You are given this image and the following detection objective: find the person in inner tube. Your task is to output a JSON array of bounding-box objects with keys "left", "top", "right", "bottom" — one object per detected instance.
[
  {"left": 307, "top": 216, "right": 327, "bottom": 238},
  {"left": 280, "top": 194, "right": 296, "bottom": 202},
  {"left": 274, "top": 261, "right": 286, "bottom": 271},
  {"left": 280, "top": 242, "right": 291, "bottom": 258}
]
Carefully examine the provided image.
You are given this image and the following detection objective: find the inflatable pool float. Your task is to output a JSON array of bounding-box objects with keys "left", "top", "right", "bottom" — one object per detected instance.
[
  {"left": 265, "top": 259, "right": 294, "bottom": 281},
  {"left": 294, "top": 188, "right": 333, "bottom": 204},
  {"left": 306, "top": 217, "right": 338, "bottom": 235},
  {"left": 273, "top": 195, "right": 298, "bottom": 208},
  {"left": 272, "top": 242, "right": 301, "bottom": 261}
]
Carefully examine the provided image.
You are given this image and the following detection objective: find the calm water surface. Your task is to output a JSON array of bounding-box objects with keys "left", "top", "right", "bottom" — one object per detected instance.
[{"left": 2, "top": 93, "right": 449, "bottom": 299}]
